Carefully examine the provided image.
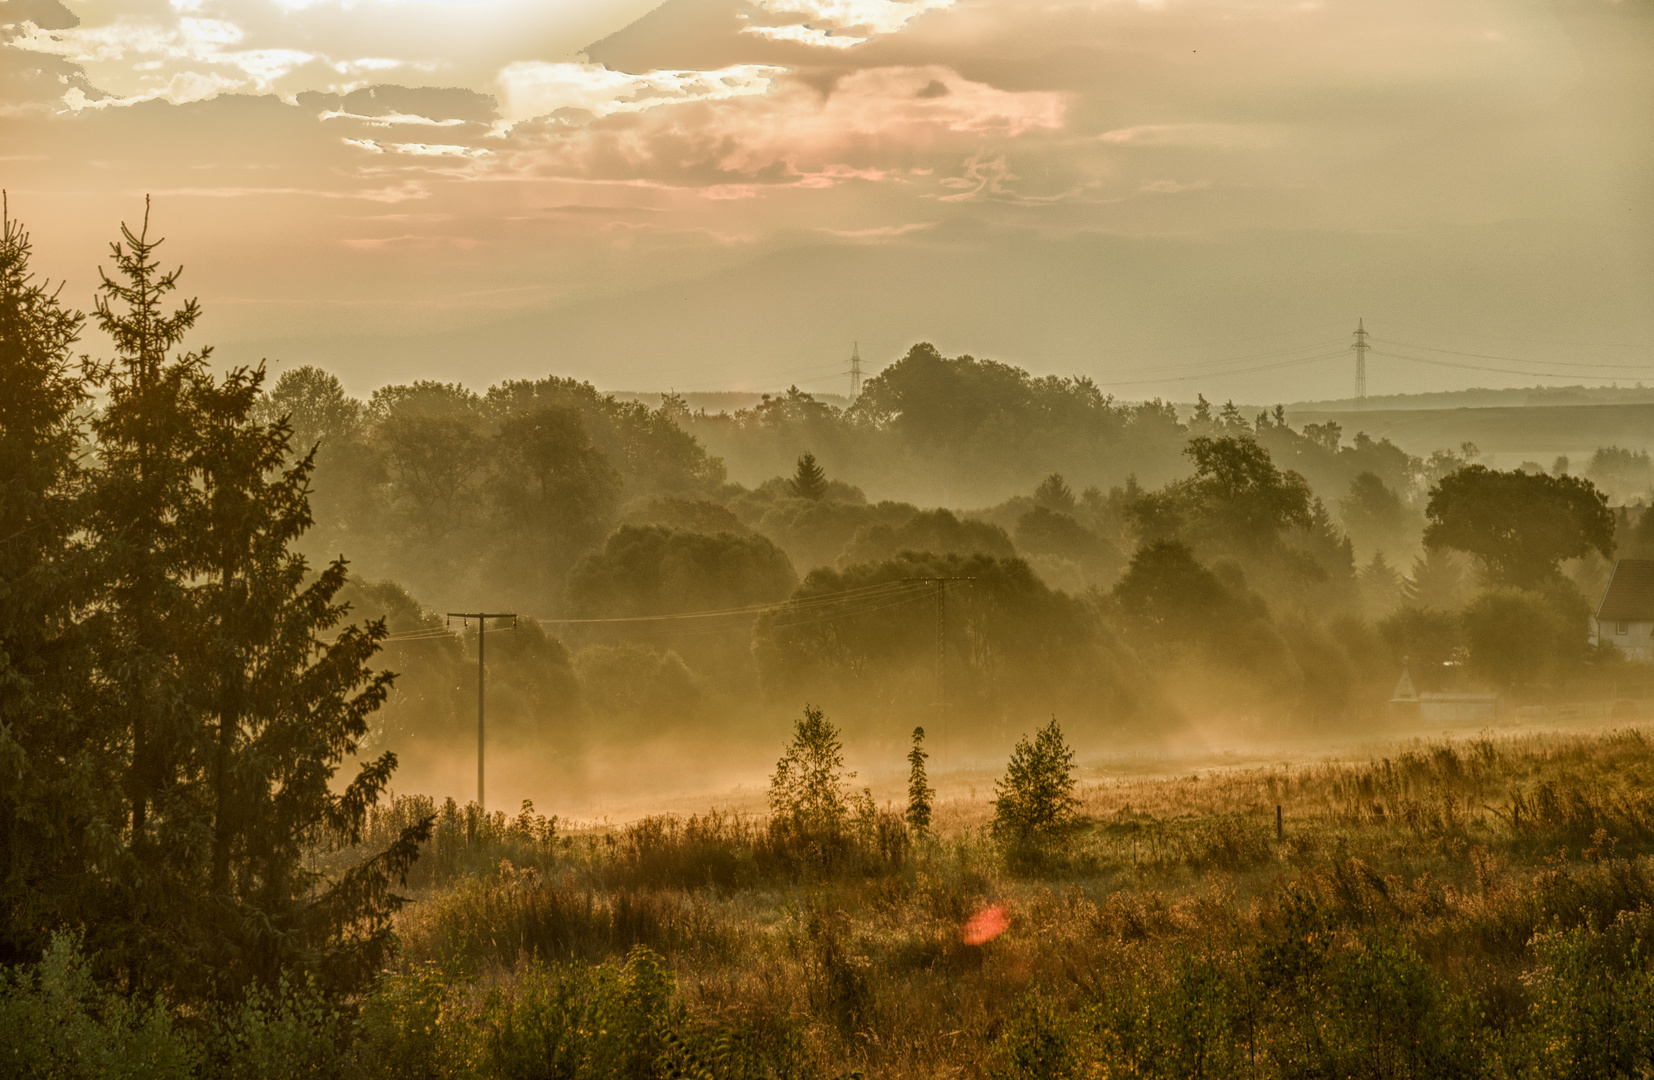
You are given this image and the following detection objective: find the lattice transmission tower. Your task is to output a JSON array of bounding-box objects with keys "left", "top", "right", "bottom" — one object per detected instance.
[
  {"left": 850, "top": 341, "right": 863, "bottom": 399},
  {"left": 1352, "top": 319, "right": 1370, "bottom": 405}
]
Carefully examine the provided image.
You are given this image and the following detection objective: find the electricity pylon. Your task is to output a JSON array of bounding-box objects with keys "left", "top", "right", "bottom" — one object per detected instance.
[{"left": 1352, "top": 319, "right": 1370, "bottom": 405}]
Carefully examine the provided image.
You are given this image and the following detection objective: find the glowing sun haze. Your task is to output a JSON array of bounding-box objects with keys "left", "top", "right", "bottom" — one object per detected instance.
[{"left": 3, "top": 0, "right": 1650, "bottom": 400}]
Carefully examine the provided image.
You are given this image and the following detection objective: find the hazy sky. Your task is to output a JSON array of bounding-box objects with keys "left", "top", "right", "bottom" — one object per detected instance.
[{"left": 3, "top": 0, "right": 1651, "bottom": 402}]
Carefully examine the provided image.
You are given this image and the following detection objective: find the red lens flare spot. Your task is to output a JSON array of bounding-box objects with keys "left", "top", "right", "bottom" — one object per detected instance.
[{"left": 962, "top": 903, "right": 1009, "bottom": 945}]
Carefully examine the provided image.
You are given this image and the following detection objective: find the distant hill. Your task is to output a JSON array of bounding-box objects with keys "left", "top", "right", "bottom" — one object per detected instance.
[
  {"left": 1283, "top": 401, "right": 1654, "bottom": 467},
  {"left": 1285, "top": 384, "right": 1654, "bottom": 412}
]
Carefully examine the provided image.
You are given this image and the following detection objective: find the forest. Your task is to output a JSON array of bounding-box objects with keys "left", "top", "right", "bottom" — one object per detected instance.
[{"left": 8, "top": 207, "right": 1654, "bottom": 1078}]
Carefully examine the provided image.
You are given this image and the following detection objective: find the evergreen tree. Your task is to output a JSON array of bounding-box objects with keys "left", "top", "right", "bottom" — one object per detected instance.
[
  {"left": 787, "top": 452, "right": 829, "bottom": 501},
  {"left": 189, "top": 365, "right": 431, "bottom": 997},
  {"left": 905, "top": 726, "right": 933, "bottom": 834},
  {"left": 1033, "top": 473, "right": 1076, "bottom": 514},
  {"left": 80, "top": 202, "right": 430, "bottom": 998},
  {"left": 1358, "top": 551, "right": 1403, "bottom": 616},
  {"left": 0, "top": 200, "right": 107, "bottom": 966},
  {"left": 1401, "top": 546, "right": 1467, "bottom": 609},
  {"left": 992, "top": 718, "right": 1078, "bottom": 844},
  {"left": 80, "top": 201, "right": 219, "bottom": 986}
]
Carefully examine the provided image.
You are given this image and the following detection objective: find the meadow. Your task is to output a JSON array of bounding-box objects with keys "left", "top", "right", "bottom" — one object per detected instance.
[{"left": 14, "top": 720, "right": 1654, "bottom": 1079}]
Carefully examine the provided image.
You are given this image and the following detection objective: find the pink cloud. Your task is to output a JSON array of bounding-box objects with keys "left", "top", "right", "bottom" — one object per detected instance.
[{"left": 488, "top": 66, "right": 1068, "bottom": 192}]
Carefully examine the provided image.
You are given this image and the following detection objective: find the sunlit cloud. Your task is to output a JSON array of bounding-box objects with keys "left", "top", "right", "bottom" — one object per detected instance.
[
  {"left": 748, "top": 0, "right": 955, "bottom": 36},
  {"left": 820, "top": 221, "right": 937, "bottom": 239},
  {"left": 743, "top": 24, "right": 866, "bottom": 49},
  {"left": 14, "top": 15, "right": 323, "bottom": 103},
  {"left": 319, "top": 110, "right": 472, "bottom": 128},
  {"left": 1094, "top": 124, "right": 1284, "bottom": 150},
  {"left": 495, "top": 62, "right": 783, "bottom": 126}
]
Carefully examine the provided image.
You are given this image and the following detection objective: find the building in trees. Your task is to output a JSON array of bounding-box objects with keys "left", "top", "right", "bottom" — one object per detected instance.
[{"left": 1591, "top": 558, "right": 1654, "bottom": 661}]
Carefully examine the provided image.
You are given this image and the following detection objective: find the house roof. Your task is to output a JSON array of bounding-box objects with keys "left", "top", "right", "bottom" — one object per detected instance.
[{"left": 1597, "top": 558, "right": 1654, "bottom": 621}]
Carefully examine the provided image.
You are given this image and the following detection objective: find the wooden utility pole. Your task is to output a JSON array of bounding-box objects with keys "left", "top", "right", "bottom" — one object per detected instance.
[
  {"left": 446, "top": 611, "right": 516, "bottom": 809},
  {"left": 910, "top": 577, "right": 972, "bottom": 767}
]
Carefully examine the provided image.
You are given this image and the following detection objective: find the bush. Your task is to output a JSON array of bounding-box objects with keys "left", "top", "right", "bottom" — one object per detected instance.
[
  {"left": 208, "top": 977, "right": 354, "bottom": 1080},
  {"left": 1521, "top": 909, "right": 1654, "bottom": 1079},
  {"left": 0, "top": 933, "right": 198, "bottom": 1080}
]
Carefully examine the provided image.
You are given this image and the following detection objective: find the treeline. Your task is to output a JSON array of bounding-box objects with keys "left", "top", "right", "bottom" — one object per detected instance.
[{"left": 242, "top": 292, "right": 1647, "bottom": 764}]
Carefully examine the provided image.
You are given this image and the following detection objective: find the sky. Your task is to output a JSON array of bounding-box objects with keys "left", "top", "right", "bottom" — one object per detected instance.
[{"left": 2, "top": 0, "right": 1651, "bottom": 403}]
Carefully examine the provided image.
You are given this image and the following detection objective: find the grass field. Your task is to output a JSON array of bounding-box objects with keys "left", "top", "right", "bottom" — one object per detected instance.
[
  {"left": 344, "top": 723, "right": 1654, "bottom": 1078},
  {"left": 13, "top": 722, "right": 1654, "bottom": 1078}
]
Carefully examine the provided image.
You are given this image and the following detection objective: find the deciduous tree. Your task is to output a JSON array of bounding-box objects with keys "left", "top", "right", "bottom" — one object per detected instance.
[{"left": 1424, "top": 466, "right": 1614, "bottom": 587}]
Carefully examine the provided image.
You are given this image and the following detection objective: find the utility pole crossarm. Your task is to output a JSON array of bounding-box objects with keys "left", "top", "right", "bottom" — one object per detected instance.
[{"left": 445, "top": 611, "right": 517, "bottom": 811}]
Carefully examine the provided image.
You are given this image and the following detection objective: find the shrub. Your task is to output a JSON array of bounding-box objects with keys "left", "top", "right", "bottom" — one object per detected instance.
[
  {"left": 0, "top": 933, "right": 198, "bottom": 1080},
  {"left": 1519, "top": 908, "right": 1654, "bottom": 1080},
  {"left": 207, "top": 976, "right": 354, "bottom": 1080},
  {"left": 989, "top": 992, "right": 1083, "bottom": 1080},
  {"left": 487, "top": 947, "right": 675, "bottom": 1080}
]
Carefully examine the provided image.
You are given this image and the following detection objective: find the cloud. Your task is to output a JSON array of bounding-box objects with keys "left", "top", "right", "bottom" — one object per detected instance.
[
  {"left": 743, "top": 24, "right": 865, "bottom": 49},
  {"left": 748, "top": 0, "right": 954, "bottom": 36},
  {"left": 483, "top": 65, "right": 1067, "bottom": 195},
  {"left": 319, "top": 109, "right": 471, "bottom": 128},
  {"left": 495, "top": 61, "right": 783, "bottom": 125},
  {"left": 820, "top": 220, "right": 936, "bottom": 239},
  {"left": 1139, "top": 178, "right": 1212, "bottom": 193},
  {"left": 3, "top": 0, "right": 1648, "bottom": 399},
  {"left": 1094, "top": 124, "right": 1282, "bottom": 150}
]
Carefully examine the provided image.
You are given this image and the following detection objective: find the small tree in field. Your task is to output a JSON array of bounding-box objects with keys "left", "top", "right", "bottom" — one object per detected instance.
[
  {"left": 769, "top": 704, "right": 850, "bottom": 837},
  {"left": 992, "top": 718, "right": 1078, "bottom": 844},
  {"left": 787, "top": 452, "right": 829, "bottom": 501},
  {"left": 906, "top": 726, "right": 933, "bottom": 834}
]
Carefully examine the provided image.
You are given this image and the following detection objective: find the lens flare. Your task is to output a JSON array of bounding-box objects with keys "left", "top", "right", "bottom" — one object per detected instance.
[{"left": 962, "top": 902, "right": 1009, "bottom": 945}]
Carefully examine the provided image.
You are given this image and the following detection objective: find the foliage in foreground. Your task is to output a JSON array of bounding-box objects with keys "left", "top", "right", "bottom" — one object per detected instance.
[{"left": 0, "top": 937, "right": 808, "bottom": 1080}]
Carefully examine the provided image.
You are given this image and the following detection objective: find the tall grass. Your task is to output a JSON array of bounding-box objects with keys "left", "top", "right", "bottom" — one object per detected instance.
[{"left": 22, "top": 726, "right": 1654, "bottom": 1076}]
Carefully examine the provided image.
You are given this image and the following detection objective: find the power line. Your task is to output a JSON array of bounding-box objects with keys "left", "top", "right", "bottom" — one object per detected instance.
[
  {"left": 1373, "top": 336, "right": 1654, "bottom": 372},
  {"left": 532, "top": 578, "right": 925, "bottom": 626},
  {"left": 1380, "top": 317, "right": 1648, "bottom": 352},
  {"left": 1098, "top": 349, "right": 1352, "bottom": 388},
  {"left": 1369, "top": 348, "right": 1654, "bottom": 382}
]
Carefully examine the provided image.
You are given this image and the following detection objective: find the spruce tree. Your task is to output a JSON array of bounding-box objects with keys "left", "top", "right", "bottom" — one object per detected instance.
[
  {"left": 787, "top": 452, "right": 829, "bottom": 501},
  {"left": 905, "top": 726, "right": 933, "bottom": 834},
  {"left": 81, "top": 201, "right": 217, "bottom": 985},
  {"left": 82, "top": 202, "right": 430, "bottom": 997},
  {"left": 189, "top": 365, "right": 431, "bottom": 996},
  {"left": 0, "top": 199, "right": 108, "bottom": 965}
]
